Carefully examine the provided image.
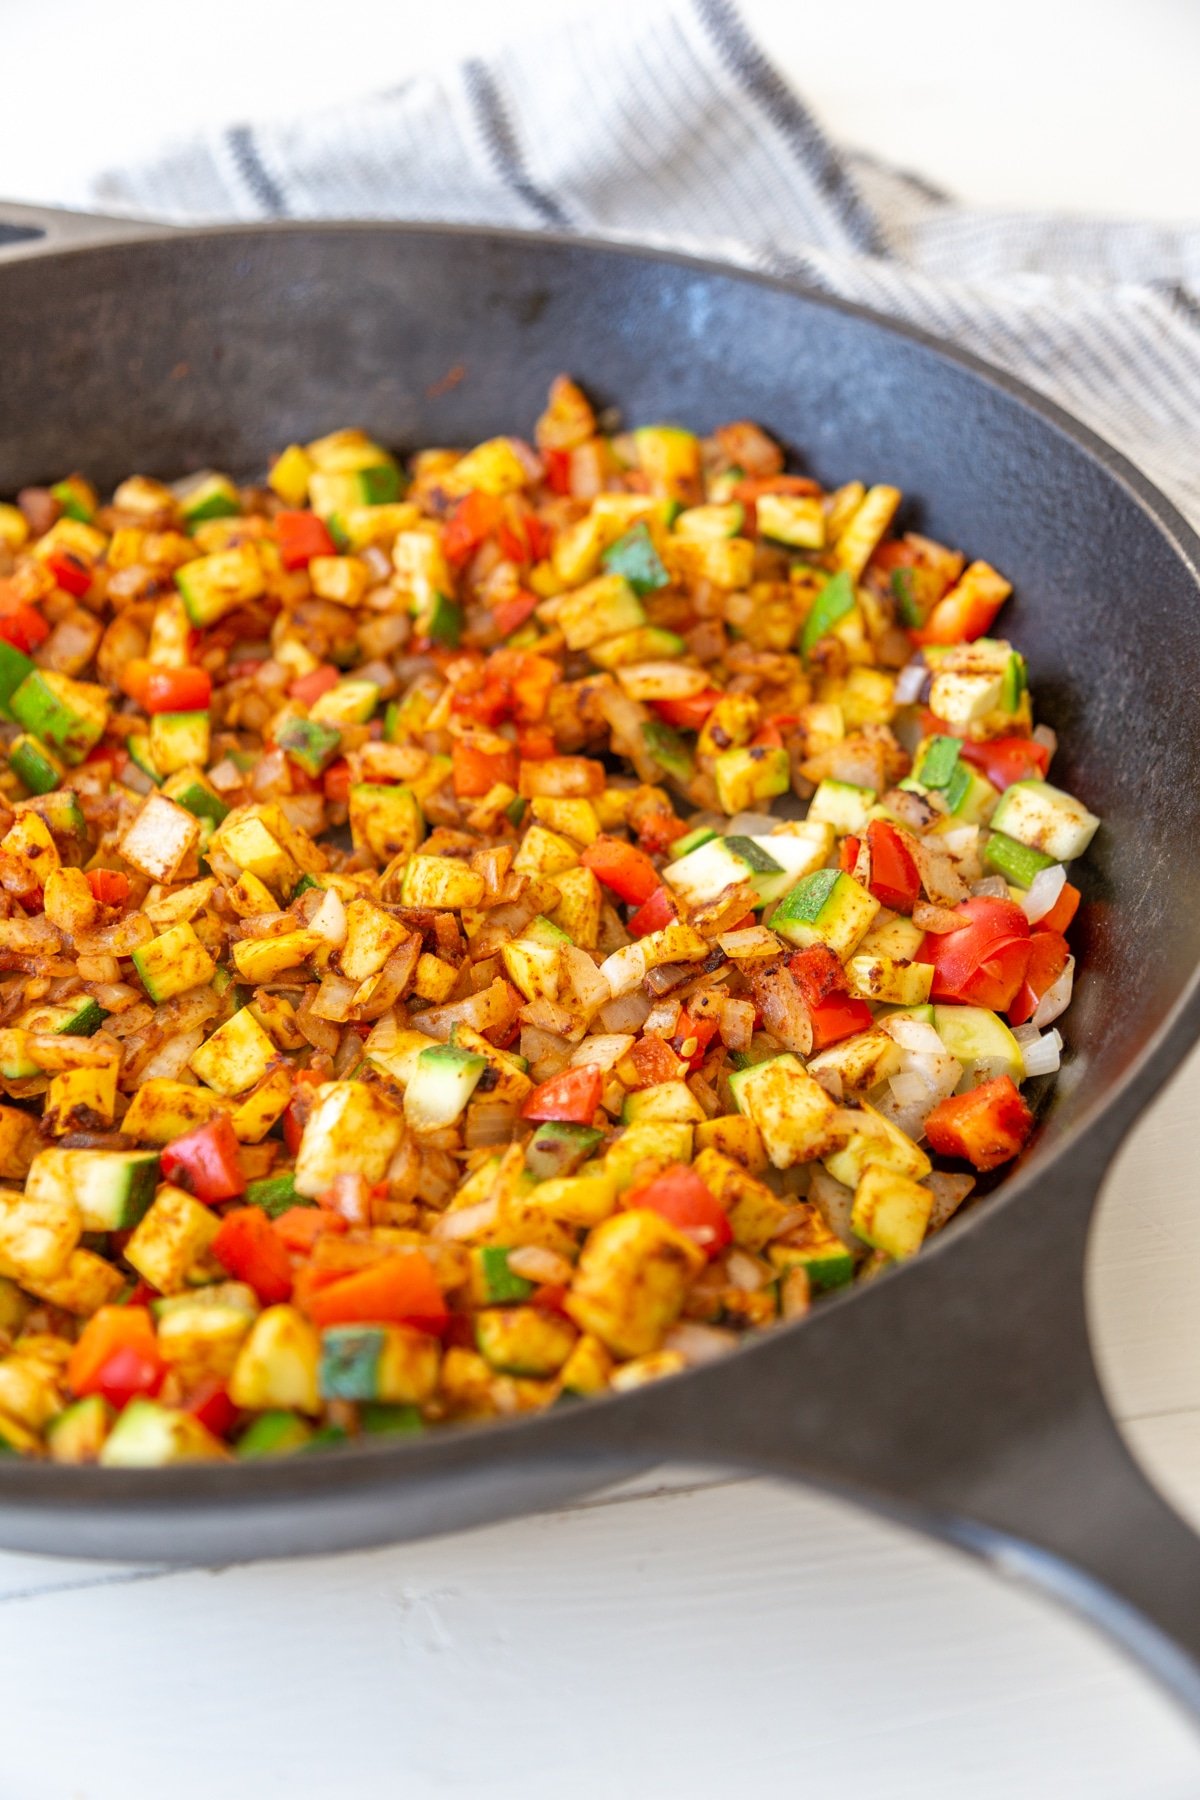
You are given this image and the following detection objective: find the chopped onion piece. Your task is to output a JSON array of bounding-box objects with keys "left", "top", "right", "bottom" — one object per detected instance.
[
  {"left": 889, "top": 1071, "right": 930, "bottom": 1107},
  {"left": 1032, "top": 956, "right": 1075, "bottom": 1027},
  {"left": 1032, "top": 723, "right": 1058, "bottom": 757},
  {"left": 569, "top": 1032, "right": 634, "bottom": 1071},
  {"left": 726, "top": 812, "right": 777, "bottom": 837},
  {"left": 971, "top": 875, "right": 1010, "bottom": 899},
  {"left": 884, "top": 1017, "right": 945, "bottom": 1055},
  {"left": 507, "top": 1245, "right": 574, "bottom": 1285},
  {"left": 432, "top": 1198, "right": 500, "bottom": 1241},
  {"left": 664, "top": 1322, "right": 739, "bottom": 1364},
  {"left": 1021, "top": 861, "right": 1067, "bottom": 923},
  {"left": 1021, "top": 1027, "right": 1063, "bottom": 1077},
  {"left": 894, "top": 661, "right": 930, "bottom": 704},
  {"left": 598, "top": 989, "right": 652, "bottom": 1034},
  {"left": 726, "top": 1250, "right": 770, "bottom": 1291}
]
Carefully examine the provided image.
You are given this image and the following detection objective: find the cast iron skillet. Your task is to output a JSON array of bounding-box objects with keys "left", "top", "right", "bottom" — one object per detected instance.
[{"left": 2, "top": 201, "right": 1200, "bottom": 1715}]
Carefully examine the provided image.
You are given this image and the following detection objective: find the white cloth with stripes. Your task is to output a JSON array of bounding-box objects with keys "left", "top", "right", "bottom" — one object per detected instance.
[{"left": 92, "top": 0, "right": 1200, "bottom": 528}]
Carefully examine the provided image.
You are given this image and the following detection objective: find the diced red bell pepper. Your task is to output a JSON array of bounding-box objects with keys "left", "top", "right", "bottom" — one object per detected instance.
[
  {"left": 925, "top": 1075, "right": 1034, "bottom": 1171},
  {"left": 67, "top": 1306, "right": 165, "bottom": 1404},
  {"left": 522, "top": 1064, "right": 603, "bottom": 1124},
  {"left": 211, "top": 1207, "right": 294, "bottom": 1306},
  {"left": 443, "top": 490, "right": 503, "bottom": 566},
  {"left": 866, "top": 818, "right": 920, "bottom": 913},
  {"left": 323, "top": 759, "right": 352, "bottom": 804},
  {"left": 671, "top": 1008, "right": 720, "bottom": 1072},
  {"left": 144, "top": 665, "right": 212, "bottom": 714},
  {"left": 273, "top": 1205, "right": 348, "bottom": 1253},
  {"left": 543, "top": 449, "right": 573, "bottom": 495},
  {"left": 44, "top": 549, "right": 92, "bottom": 597},
  {"left": 0, "top": 604, "right": 49, "bottom": 653},
  {"left": 1008, "top": 930, "right": 1071, "bottom": 1027},
  {"left": 160, "top": 1115, "right": 247, "bottom": 1203},
  {"left": 580, "top": 835, "right": 662, "bottom": 906},
  {"left": 787, "top": 943, "right": 847, "bottom": 1005},
  {"left": 289, "top": 662, "right": 341, "bottom": 706},
  {"left": 86, "top": 869, "right": 130, "bottom": 906},
  {"left": 918, "top": 897, "right": 1032, "bottom": 1014},
  {"left": 1036, "top": 880, "right": 1081, "bottom": 936},
  {"left": 635, "top": 810, "right": 688, "bottom": 855},
  {"left": 960, "top": 735, "right": 1051, "bottom": 791},
  {"left": 912, "top": 581, "right": 1009, "bottom": 646},
  {"left": 531, "top": 1282, "right": 571, "bottom": 1315},
  {"left": 303, "top": 1253, "right": 448, "bottom": 1334},
  {"left": 451, "top": 737, "right": 519, "bottom": 798},
  {"left": 809, "top": 992, "right": 873, "bottom": 1050},
  {"left": 490, "top": 648, "right": 558, "bottom": 723},
  {"left": 275, "top": 509, "right": 336, "bottom": 569},
  {"left": 838, "top": 835, "right": 861, "bottom": 875},
  {"left": 491, "top": 590, "right": 540, "bottom": 639},
  {"left": 652, "top": 690, "right": 723, "bottom": 733},
  {"left": 183, "top": 1378, "right": 238, "bottom": 1438},
  {"left": 624, "top": 1164, "right": 731, "bottom": 1257},
  {"left": 627, "top": 884, "right": 678, "bottom": 937},
  {"left": 120, "top": 658, "right": 153, "bottom": 707}
]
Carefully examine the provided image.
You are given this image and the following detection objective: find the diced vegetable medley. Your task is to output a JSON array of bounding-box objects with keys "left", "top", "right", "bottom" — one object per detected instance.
[{"left": 0, "top": 379, "right": 1096, "bottom": 1465}]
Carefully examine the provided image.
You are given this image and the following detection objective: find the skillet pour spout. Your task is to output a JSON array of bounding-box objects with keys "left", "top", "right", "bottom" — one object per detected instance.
[{"left": 2, "top": 201, "right": 1200, "bottom": 1725}]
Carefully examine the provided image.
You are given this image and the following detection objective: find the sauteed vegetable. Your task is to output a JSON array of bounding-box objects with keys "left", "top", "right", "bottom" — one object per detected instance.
[{"left": 0, "top": 378, "right": 1097, "bottom": 1464}]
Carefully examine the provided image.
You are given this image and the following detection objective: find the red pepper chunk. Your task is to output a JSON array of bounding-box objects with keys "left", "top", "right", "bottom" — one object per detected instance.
[
  {"left": 86, "top": 869, "right": 130, "bottom": 906},
  {"left": 925, "top": 1076, "right": 1034, "bottom": 1172},
  {"left": 443, "top": 491, "right": 503, "bottom": 566},
  {"left": 323, "top": 759, "right": 352, "bottom": 804},
  {"left": 0, "top": 604, "right": 50, "bottom": 653},
  {"left": 451, "top": 737, "right": 519, "bottom": 798},
  {"left": 809, "top": 992, "right": 873, "bottom": 1051},
  {"left": 911, "top": 582, "right": 1009, "bottom": 646},
  {"left": 918, "top": 897, "right": 1032, "bottom": 1015},
  {"left": 273, "top": 1205, "right": 348, "bottom": 1253},
  {"left": 1008, "top": 930, "right": 1071, "bottom": 1027},
  {"left": 160, "top": 1115, "right": 246, "bottom": 1203},
  {"left": 838, "top": 835, "right": 861, "bottom": 875},
  {"left": 1036, "top": 881, "right": 1081, "bottom": 936},
  {"left": 652, "top": 691, "right": 722, "bottom": 732},
  {"left": 275, "top": 509, "right": 336, "bottom": 569},
  {"left": 671, "top": 1009, "right": 720, "bottom": 1072},
  {"left": 866, "top": 819, "right": 920, "bottom": 914},
  {"left": 580, "top": 835, "right": 661, "bottom": 906},
  {"left": 491, "top": 590, "right": 539, "bottom": 639},
  {"left": 303, "top": 1253, "right": 448, "bottom": 1334},
  {"left": 522, "top": 1064, "right": 603, "bottom": 1124},
  {"left": 144, "top": 665, "right": 212, "bottom": 714},
  {"left": 960, "top": 735, "right": 1050, "bottom": 792},
  {"left": 289, "top": 663, "right": 340, "bottom": 706},
  {"left": 627, "top": 885, "right": 677, "bottom": 937},
  {"left": 67, "top": 1306, "right": 165, "bottom": 1404},
  {"left": 625, "top": 1164, "right": 731, "bottom": 1257},
  {"left": 787, "top": 943, "right": 847, "bottom": 1006},
  {"left": 211, "top": 1208, "right": 294, "bottom": 1306},
  {"left": 44, "top": 549, "right": 92, "bottom": 597},
  {"left": 183, "top": 1379, "right": 238, "bottom": 1438}
]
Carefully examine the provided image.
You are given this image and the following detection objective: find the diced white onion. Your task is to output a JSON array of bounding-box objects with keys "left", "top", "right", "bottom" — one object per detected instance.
[
  {"left": 1021, "top": 861, "right": 1067, "bottom": 923},
  {"left": 971, "top": 875, "right": 1011, "bottom": 899},
  {"left": 1021, "top": 1028, "right": 1063, "bottom": 1077},
  {"left": 894, "top": 661, "right": 929, "bottom": 705},
  {"left": 726, "top": 1250, "right": 770, "bottom": 1291},
  {"left": 569, "top": 1032, "right": 634, "bottom": 1071},
  {"left": 663, "top": 1322, "right": 739, "bottom": 1365},
  {"left": 598, "top": 989, "right": 652, "bottom": 1034},
  {"left": 885, "top": 1017, "right": 945, "bottom": 1055},
  {"left": 1032, "top": 956, "right": 1075, "bottom": 1028},
  {"left": 1032, "top": 723, "right": 1058, "bottom": 757},
  {"left": 726, "top": 812, "right": 778, "bottom": 837},
  {"left": 1011, "top": 1023, "right": 1042, "bottom": 1047},
  {"left": 889, "top": 1071, "right": 930, "bottom": 1107},
  {"left": 432, "top": 1198, "right": 500, "bottom": 1241}
]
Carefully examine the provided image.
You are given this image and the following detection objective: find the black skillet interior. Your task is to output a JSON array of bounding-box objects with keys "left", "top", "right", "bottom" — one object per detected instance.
[{"left": 3, "top": 220, "right": 1200, "bottom": 1708}]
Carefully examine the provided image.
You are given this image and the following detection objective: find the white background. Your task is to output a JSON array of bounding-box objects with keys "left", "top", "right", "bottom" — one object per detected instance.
[{"left": 2, "top": 3, "right": 1200, "bottom": 1796}]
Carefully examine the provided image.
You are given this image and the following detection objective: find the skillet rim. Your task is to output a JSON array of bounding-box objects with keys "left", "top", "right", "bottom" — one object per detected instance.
[{"left": 1, "top": 217, "right": 1199, "bottom": 1504}]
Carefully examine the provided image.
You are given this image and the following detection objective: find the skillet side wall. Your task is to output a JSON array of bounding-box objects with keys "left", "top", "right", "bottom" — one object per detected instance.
[{"left": 0, "top": 225, "right": 1198, "bottom": 1560}]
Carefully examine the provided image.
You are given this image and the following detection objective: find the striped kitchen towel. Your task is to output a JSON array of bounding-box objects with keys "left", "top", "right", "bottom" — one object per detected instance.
[{"left": 92, "top": 0, "right": 1200, "bottom": 526}]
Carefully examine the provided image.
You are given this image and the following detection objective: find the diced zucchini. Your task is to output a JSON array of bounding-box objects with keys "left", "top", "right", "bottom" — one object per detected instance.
[
  {"left": 621, "top": 1082, "right": 706, "bottom": 1125},
  {"left": 161, "top": 766, "right": 230, "bottom": 826},
  {"left": 728, "top": 1054, "right": 839, "bottom": 1169},
  {"left": 641, "top": 719, "right": 694, "bottom": 785},
  {"left": 807, "top": 778, "right": 876, "bottom": 835},
  {"left": 604, "top": 1122, "right": 694, "bottom": 1191},
  {"left": 9, "top": 734, "right": 63, "bottom": 795},
  {"left": 983, "top": 830, "right": 1058, "bottom": 887},
  {"left": 174, "top": 544, "right": 266, "bottom": 625},
  {"left": 47, "top": 1394, "right": 112, "bottom": 1463},
  {"left": 131, "top": 920, "right": 217, "bottom": 1003},
  {"left": 600, "top": 522, "right": 669, "bottom": 595},
  {"left": 932, "top": 1005, "right": 1023, "bottom": 1090},
  {"left": 989, "top": 778, "right": 1099, "bottom": 862},
  {"left": 557, "top": 574, "right": 646, "bottom": 651},
  {"left": 756, "top": 492, "right": 825, "bottom": 549},
  {"left": 319, "top": 1323, "right": 440, "bottom": 1403},
  {"left": 177, "top": 471, "right": 241, "bottom": 524},
  {"left": 25, "top": 1145, "right": 159, "bottom": 1232},
  {"left": 769, "top": 1209, "right": 856, "bottom": 1290},
  {"left": 801, "top": 570, "right": 856, "bottom": 658},
  {"left": 400, "top": 852, "right": 485, "bottom": 911},
  {"left": 404, "top": 1044, "right": 487, "bottom": 1133},
  {"left": 851, "top": 1163, "right": 933, "bottom": 1259},
  {"left": 589, "top": 627, "right": 687, "bottom": 669},
  {"left": 525, "top": 1122, "right": 605, "bottom": 1182},
  {"left": 824, "top": 1102, "right": 931, "bottom": 1189},
  {"left": 236, "top": 1410, "right": 314, "bottom": 1458},
  {"left": 0, "top": 641, "right": 35, "bottom": 717},
  {"left": 309, "top": 678, "right": 379, "bottom": 728},
  {"left": 470, "top": 1246, "right": 536, "bottom": 1306},
  {"left": 277, "top": 715, "right": 343, "bottom": 777},
  {"left": 360, "top": 1402, "right": 424, "bottom": 1436},
  {"left": 806, "top": 1024, "right": 904, "bottom": 1095},
  {"left": 10, "top": 669, "right": 108, "bottom": 765},
  {"left": 769, "top": 869, "right": 879, "bottom": 957},
  {"left": 189, "top": 1006, "right": 277, "bottom": 1097},
  {"left": 121, "top": 1079, "right": 232, "bottom": 1144},
  {"left": 100, "top": 1398, "right": 227, "bottom": 1465}
]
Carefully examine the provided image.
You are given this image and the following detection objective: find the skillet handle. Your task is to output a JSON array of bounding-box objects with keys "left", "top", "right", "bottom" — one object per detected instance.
[
  {"left": 638, "top": 1121, "right": 1200, "bottom": 1722},
  {"left": 0, "top": 200, "right": 156, "bottom": 257}
]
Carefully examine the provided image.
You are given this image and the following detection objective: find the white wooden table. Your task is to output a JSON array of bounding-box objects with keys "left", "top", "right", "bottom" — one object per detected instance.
[{"left": 2, "top": 1, "right": 1199, "bottom": 1793}]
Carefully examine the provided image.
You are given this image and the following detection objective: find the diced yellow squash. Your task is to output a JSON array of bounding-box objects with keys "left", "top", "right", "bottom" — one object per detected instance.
[
  {"left": 512, "top": 824, "right": 578, "bottom": 877},
  {"left": 566, "top": 1209, "right": 704, "bottom": 1359},
  {"left": 157, "top": 1297, "right": 256, "bottom": 1386},
  {"left": 293, "top": 1080, "right": 404, "bottom": 1197},
  {"left": 806, "top": 1024, "right": 904, "bottom": 1095},
  {"left": 399, "top": 854, "right": 486, "bottom": 911},
  {"left": 0, "top": 1104, "right": 40, "bottom": 1180},
  {"left": 269, "top": 444, "right": 315, "bottom": 506},
  {"left": 557, "top": 574, "right": 645, "bottom": 651},
  {"left": 713, "top": 745, "right": 791, "bottom": 815},
  {"left": 123, "top": 1185, "right": 218, "bottom": 1295},
  {"left": 846, "top": 954, "right": 934, "bottom": 1007},
  {"left": 693, "top": 1113, "right": 769, "bottom": 1170},
  {"left": 337, "top": 897, "right": 410, "bottom": 984},
  {"left": 44, "top": 1061, "right": 119, "bottom": 1134},
  {"left": 0, "top": 1183, "right": 82, "bottom": 1284},
  {"left": 527, "top": 1168, "right": 617, "bottom": 1228},
  {"left": 413, "top": 952, "right": 458, "bottom": 1003},
  {"left": 189, "top": 1007, "right": 276, "bottom": 1098},
  {"left": 229, "top": 1305, "right": 321, "bottom": 1414},
  {"left": 558, "top": 1332, "right": 614, "bottom": 1396},
  {"left": 444, "top": 437, "right": 530, "bottom": 497},
  {"left": 529, "top": 796, "right": 600, "bottom": 846},
  {"left": 19, "top": 1248, "right": 125, "bottom": 1316},
  {"left": 231, "top": 929, "right": 326, "bottom": 983},
  {"left": 42, "top": 866, "right": 97, "bottom": 936},
  {"left": 851, "top": 1162, "right": 934, "bottom": 1260},
  {"left": 835, "top": 484, "right": 901, "bottom": 579},
  {"left": 547, "top": 865, "right": 602, "bottom": 948},
  {"left": 230, "top": 1066, "right": 294, "bottom": 1143},
  {"left": 476, "top": 1306, "right": 577, "bottom": 1376},
  {"left": 0, "top": 1353, "right": 63, "bottom": 1431},
  {"left": 209, "top": 807, "right": 299, "bottom": 896},
  {"left": 0, "top": 811, "right": 60, "bottom": 891},
  {"left": 824, "top": 1101, "right": 932, "bottom": 1189},
  {"left": 692, "top": 1147, "right": 790, "bottom": 1251},
  {"left": 730, "top": 1054, "right": 839, "bottom": 1169}
]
